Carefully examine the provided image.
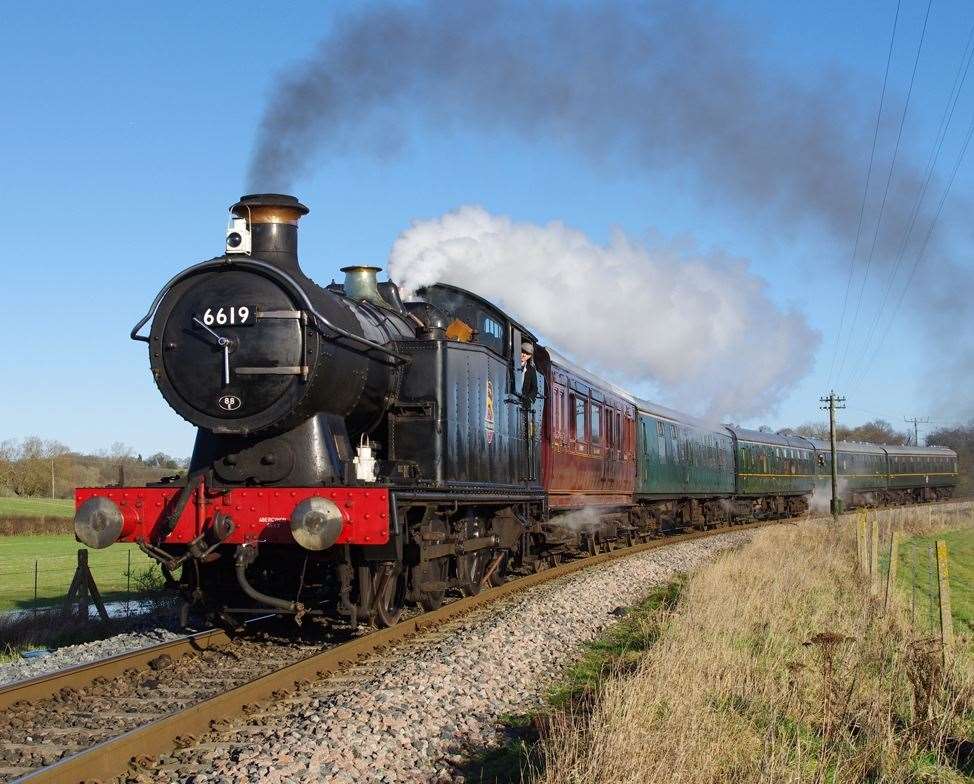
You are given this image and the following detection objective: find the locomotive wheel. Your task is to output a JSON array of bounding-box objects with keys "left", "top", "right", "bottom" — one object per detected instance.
[
  {"left": 457, "top": 517, "right": 489, "bottom": 596},
  {"left": 458, "top": 550, "right": 489, "bottom": 596},
  {"left": 372, "top": 563, "right": 406, "bottom": 628},
  {"left": 417, "top": 517, "right": 449, "bottom": 611}
]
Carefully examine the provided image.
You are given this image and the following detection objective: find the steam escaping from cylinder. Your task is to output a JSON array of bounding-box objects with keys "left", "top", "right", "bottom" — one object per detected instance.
[
  {"left": 545, "top": 506, "right": 603, "bottom": 533},
  {"left": 389, "top": 206, "right": 818, "bottom": 420},
  {"left": 809, "top": 478, "right": 849, "bottom": 515}
]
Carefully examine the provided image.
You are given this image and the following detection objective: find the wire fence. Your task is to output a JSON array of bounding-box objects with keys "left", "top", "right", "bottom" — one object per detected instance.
[
  {"left": 0, "top": 548, "right": 160, "bottom": 620},
  {"left": 857, "top": 502, "right": 973, "bottom": 660}
]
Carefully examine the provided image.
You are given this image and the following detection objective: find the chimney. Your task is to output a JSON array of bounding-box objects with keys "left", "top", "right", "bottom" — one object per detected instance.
[
  {"left": 341, "top": 266, "right": 387, "bottom": 307},
  {"left": 230, "top": 193, "right": 309, "bottom": 276}
]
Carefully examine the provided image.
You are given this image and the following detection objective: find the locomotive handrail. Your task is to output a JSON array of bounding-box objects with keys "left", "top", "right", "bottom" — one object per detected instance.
[{"left": 130, "top": 256, "right": 410, "bottom": 364}]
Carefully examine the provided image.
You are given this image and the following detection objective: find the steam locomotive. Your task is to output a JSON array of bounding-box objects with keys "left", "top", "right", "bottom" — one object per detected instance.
[{"left": 74, "top": 194, "right": 959, "bottom": 627}]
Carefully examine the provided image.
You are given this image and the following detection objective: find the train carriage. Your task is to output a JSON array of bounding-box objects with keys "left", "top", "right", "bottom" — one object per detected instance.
[
  {"left": 635, "top": 405, "right": 734, "bottom": 499},
  {"left": 883, "top": 444, "right": 957, "bottom": 503},
  {"left": 730, "top": 429, "right": 816, "bottom": 498},
  {"left": 804, "top": 439, "right": 958, "bottom": 507},
  {"left": 538, "top": 349, "right": 637, "bottom": 511},
  {"left": 804, "top": 439, "right": 887, "bottom": 508}
]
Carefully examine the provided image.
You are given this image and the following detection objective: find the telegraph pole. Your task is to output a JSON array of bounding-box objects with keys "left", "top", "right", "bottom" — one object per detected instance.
[
  {"left": 903, "top": 416, "right": 930, "bottom": 446},
  {"left": 820, "top": 391, "right": 846, "bottom": 522}
]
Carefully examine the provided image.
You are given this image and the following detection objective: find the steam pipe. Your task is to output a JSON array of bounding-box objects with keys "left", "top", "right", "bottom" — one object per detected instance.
[{"left": 234, "top": 544, "right": 305, "bottom": 615}]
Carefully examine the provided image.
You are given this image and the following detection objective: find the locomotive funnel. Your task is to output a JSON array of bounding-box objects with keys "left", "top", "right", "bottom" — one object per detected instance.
[{"left": 230, "top": 193, "right": 309, "bottom": 276}]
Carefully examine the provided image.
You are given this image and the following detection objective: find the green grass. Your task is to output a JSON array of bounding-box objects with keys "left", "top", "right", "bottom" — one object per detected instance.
[
  {"left": 0, "top": 534, "right": 158, "bottom": 611},
  {"left": 894, "top": 528, "right": 974, "bottom": 646},
  {"left": 0, "top": 496, "right": 74, "bottom": 518},
  {"left": 457, "top": 578, "right": 686, "bottom": 783},
  {"left": 546, "top": 576, "right": 684, "bottom": 708}
]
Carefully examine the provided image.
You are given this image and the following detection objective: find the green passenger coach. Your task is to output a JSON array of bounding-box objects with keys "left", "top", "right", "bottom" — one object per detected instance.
[
  {"left": 728, "top": 427, "right": 815, "bottom": 514},
  {"left": 635, "top": 403, "right": 734, "bottom": 498}
]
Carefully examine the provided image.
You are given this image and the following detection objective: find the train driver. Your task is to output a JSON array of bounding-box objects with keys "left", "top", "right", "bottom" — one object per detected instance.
[{"left": 519, "top": 342, "right": 538, "bottom": 405}]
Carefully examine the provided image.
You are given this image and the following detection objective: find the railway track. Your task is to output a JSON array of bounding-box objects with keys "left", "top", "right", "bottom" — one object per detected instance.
[
  {"left": 2, "top": 504, "right": 962, "bottom": 784},
  {"left": 0, "top": 621, "right": 332, "bottom": 783}
]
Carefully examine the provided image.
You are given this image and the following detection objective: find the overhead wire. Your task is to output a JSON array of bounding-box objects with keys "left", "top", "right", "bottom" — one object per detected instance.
[
  {"left": 854, "top": 102, "right": 974, "bottom": 385},
  {"left": 848, "top": 15, "right": 974, "bottom": 391},
  {"left": 835, "top": 0, "right": 934, "bottom": 388},
  {"left": 826, "top": 0, "right": 903, "bottom": 389}
]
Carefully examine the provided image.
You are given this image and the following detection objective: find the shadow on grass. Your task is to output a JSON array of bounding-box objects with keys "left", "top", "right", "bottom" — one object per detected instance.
[
  {"left": 0, "top": 592, "right": 178, "bottom": 659},
  {"left": 1, "top": 588, "right": 164, "bottom": 614}
]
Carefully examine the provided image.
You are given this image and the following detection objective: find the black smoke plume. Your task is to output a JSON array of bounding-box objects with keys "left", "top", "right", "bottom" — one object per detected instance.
[
  {"left": 247, "top": 0, "right": 971, "bottom": 419},
  {"left": 248, "top": 0, "right": 929, "bottom": 255}
]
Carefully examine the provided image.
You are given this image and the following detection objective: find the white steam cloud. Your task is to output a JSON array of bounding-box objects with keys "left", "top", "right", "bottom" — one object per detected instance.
[{"left": 389, "top": 206, "right": 819, "bottom": 420}]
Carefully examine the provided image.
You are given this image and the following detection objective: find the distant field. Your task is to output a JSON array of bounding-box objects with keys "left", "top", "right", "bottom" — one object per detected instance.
[
  {"left": 0, "top": 534, "right": 157, "bottom": 611},
  {"left": 0, "top": 497, "right": 74, "bottom": 519},
  {"left": 896, "top": 527, "right": 974, "bottom": 643}
]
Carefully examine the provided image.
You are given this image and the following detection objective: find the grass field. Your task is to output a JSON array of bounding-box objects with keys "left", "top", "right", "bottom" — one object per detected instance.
[
  {"left": 0, "top": 534, "right": 158, "bottom": 611},
  {"left": 0, "top": 497, "right": 74, "bottom": 519},
  {"left": 494, "top": 510, "right": 974, "bottom": 784},
  {"left": 896, "top": 527, "right": 974, "bottom": 644}
]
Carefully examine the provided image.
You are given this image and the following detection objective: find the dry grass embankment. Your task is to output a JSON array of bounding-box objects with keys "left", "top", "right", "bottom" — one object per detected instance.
[{"left": 534, "top": 506, "right": 974, "bottom": 784}]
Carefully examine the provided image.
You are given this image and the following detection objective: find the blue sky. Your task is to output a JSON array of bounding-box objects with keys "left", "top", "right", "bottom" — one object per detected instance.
[{"left": 1, "top": 0, "right": 971, "bottom": 457}]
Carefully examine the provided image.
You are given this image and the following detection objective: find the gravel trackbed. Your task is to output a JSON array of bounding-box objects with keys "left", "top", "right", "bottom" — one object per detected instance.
[{"left": 149, "top": 531, "right": 751, "bottom": 784}]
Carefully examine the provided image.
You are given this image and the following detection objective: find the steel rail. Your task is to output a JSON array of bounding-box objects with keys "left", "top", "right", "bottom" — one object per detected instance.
[
  {"left": 13, "top": 520, "right": 773, "bottom": 784},
  {"left": 0, "top": 627, "right": 232, "bottom": 713}
]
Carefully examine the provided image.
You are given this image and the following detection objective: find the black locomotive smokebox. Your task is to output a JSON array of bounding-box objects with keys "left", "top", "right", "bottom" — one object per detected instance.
[
  {"left": 143, "top": 193, "right": 414, "bottom": 444},
  {"left": 149, "top": 264, "right": 319, "bottom": 435}
]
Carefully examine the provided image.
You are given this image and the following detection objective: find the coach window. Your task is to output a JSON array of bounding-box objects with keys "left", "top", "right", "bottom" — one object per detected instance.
[
  {"left": 572, "top": 395, "right": 587, "bottom": 451},
  {"left": 590, "top": 402, "right": 602, "bottom": 454},
  {"left": 656, "top": 421, "right": 666, "bottom": 464}
]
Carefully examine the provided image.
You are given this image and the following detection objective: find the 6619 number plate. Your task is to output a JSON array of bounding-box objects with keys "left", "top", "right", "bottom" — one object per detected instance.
[{"left": 199, "top": 305, "right": 256, "bottom": 326}]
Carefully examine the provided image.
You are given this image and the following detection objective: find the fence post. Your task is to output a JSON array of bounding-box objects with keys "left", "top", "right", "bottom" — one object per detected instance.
[
  {"left": 62, "top": 549, "right": 109, "bottom": 622},
  {"left": 33, "top": 559, "right": 38, "bottom": 619},
  {"left": 126, "top": 549, "right": 132, "bottom": 617},
  {"left": 869, "top": 518, "right": 880, "bottom": 595},
  {"left": 936, "top": 540, "right": 954, "bottom": 663},
  {"left": 884, "top": 531, "right": 901, "bottom": 613},
  {"left": 856, "top": 511, "right": 867, "bottom": 576},
  {"left": 910, "top": 541, "right": 917, "bottom": 628}
]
